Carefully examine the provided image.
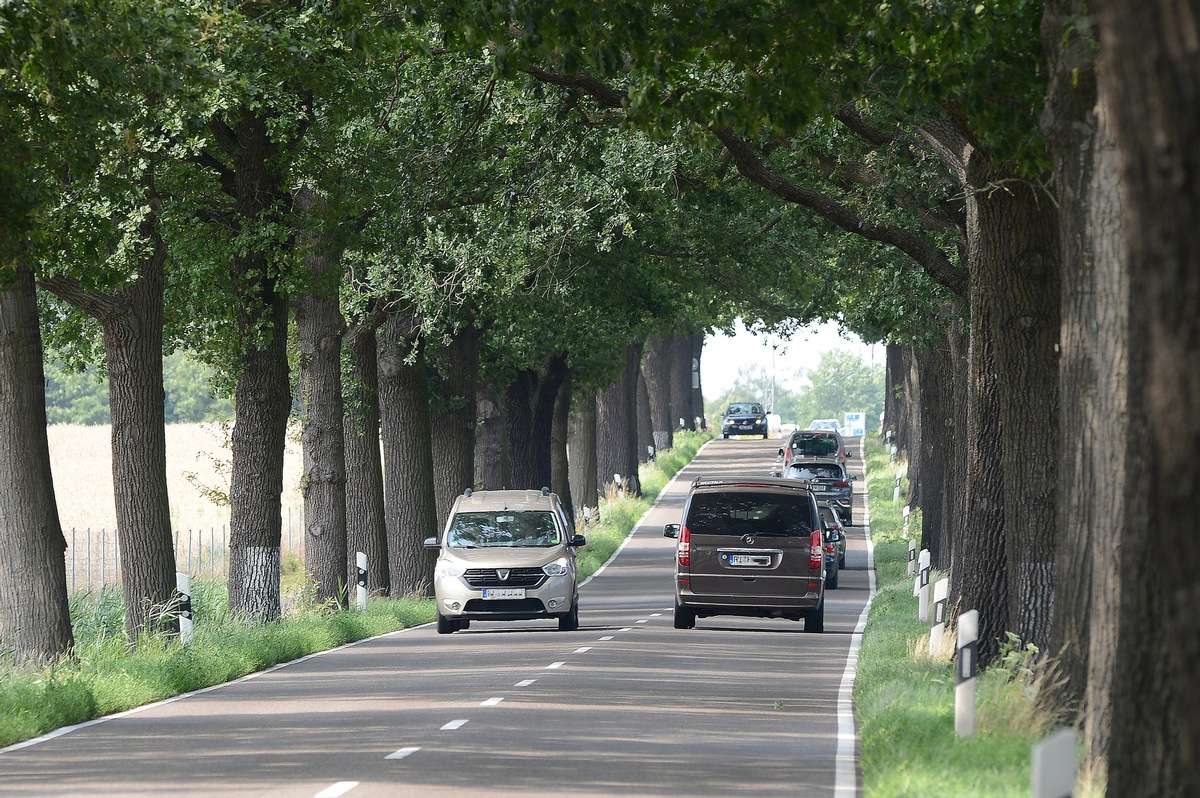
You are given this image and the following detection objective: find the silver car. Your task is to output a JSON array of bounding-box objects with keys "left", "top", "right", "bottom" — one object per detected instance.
[{"left": 424, "top": 488, "right": 586, "bottom": 634}]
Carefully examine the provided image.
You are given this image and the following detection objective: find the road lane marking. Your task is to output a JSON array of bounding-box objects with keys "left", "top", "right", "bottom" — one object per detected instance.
[
  {"left": 481, "top": 697, "right": 504, "bottom": 706},
  {"left": 650, "top": 612, "right": 662, "bottom": 617},
  {"left": 316, "top": 782, "right": 358, "bottom": 798},
  {"left": 573, "top": 647, "right": 592, "bottom": 654},
  {"left": 618, "top": 627, "right": 632, "bottom": 632},
  {"left": 546, "top": 661, "right": 565, "bottom": 669},
  {"left": 516, "top": 679, "right": 536, "bottom": 686},
  {"left": 635, "top": 619, "right": 648, "bottom": 624},
  {"left": 598, "top": 636, "right": 614, "bottom": 641},
  {"left": 441, "top": 720, "right": 470, "bottom": 730},
  {"left": 835, "top": 449, "right": 877, "bottom": 798},
  {"left": 385, "top": 747, "right": 420, "bottom": 761}
]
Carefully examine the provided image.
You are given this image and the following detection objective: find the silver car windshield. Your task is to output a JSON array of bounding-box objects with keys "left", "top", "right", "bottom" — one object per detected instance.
[{"left": 448, "top": 511, "right": 561, "bottom": 548}]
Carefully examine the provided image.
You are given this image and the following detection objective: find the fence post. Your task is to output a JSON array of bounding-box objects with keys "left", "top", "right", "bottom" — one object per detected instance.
[
  {"left": 1032, "top": 728, "right": 1078, "bottom": 798},
  {"left": 956, "top": 609, "right": 979, "bottom": 737},
  {"left": 356, "top": 551, "right": 368, "bottom": 611},
  {"left": 176, "top": 572, "right": 194, "bottom": 645},
  {"left": 929, "top": 578, "right": 949, "bottom": 656},
  {"left": 917, "top": 550, "right": 931, "bottom": 621}
]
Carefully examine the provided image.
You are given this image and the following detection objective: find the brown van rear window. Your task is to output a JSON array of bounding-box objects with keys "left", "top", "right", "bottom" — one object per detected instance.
[{"left": 685, "top": 491, "right": 815, "bottom": 537}]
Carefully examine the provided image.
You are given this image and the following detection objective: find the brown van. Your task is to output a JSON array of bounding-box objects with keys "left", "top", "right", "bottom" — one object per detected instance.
[{"left": 664, "top": 476, "right": 826, "bottom": 632}]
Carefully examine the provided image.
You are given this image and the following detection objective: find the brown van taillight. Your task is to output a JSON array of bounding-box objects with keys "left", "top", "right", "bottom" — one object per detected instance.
[
  {"left": 678, "top": 525, "right": 692, "bottom": 567},
  {"left": 809, "top": 530, "right": 823, "bottom": 570}
]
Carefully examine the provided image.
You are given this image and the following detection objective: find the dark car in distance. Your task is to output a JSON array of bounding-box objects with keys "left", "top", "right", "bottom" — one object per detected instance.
[
  {"left": 664, "top": 475, "right": 826, "bottom": 632},
  {"left": 721, "top": 402, "right": 769, "bottom": 439}
]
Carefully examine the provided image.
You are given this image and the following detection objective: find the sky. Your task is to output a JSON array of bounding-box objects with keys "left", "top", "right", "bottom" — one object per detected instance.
[{"left": 701, "top": 319, "right": 880, "bottom": 398}]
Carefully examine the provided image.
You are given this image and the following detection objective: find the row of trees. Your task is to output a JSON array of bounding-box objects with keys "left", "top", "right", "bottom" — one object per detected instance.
[{"left": 3, "top": 2, "right": 1196, "bottom": 790}]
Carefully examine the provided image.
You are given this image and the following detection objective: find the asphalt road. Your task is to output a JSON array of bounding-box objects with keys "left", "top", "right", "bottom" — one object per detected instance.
[{"left": 0, "top": 436, "right": 874, "bottom": 798}]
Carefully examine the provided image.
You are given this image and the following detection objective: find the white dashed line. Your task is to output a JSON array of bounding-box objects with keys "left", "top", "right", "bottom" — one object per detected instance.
[
  {"left": 573, "top": 647, "right": 592, "bottom": 654},
  {"left": 650, "top": 612, "right": 662, "bottom": 617},
  {"left": 441, "top": 719, "right": 470, "bottom": 730},
  {"left": 316, "top": 782, "right": 358, "bottom": 798},
  {"left": 546, "top": 661, "right": 565, "bottom": 670},
  {"left": 385, "top": 747, "right": 420, "bottom": 761},
  {"left": 516, "top": 679, "right": 536, "bottom": 687},
  {"left": 599, "top": 636, "right": 614, "bottom": 641},
  {"left": 636, "top": 619, "right": 648, "bottom": 624},
  {"left": 618, "top": 628, "right": 632, "bottom": 632},
  {"left": 481, "top": 697, "right": 504, "bottom": 706}
]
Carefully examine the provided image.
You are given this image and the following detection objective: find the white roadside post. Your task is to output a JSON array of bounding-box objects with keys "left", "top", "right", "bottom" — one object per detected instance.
[
  {"left": 892, "top": 472, "right": 902, "bottom": 502},
  {"left": 956, "top": 609, "right": 979, "bottom": 737},
  {"left": 929, "top": 578, "right": 949, "bottom": 657},
  {"left": 902, "top": 504, "right": 910, "bottom": 537},
  {"left": 907, "top": 539, "right": 918, "bottom": 576},
  {"left": 176, "top": 571, "right": 194, "bottom": 646},
  {"left": 1032, "top": 728, "right": 1079, "bottom": 798},
  {"left": 917, "top": 550, "right": 931, "bottom": 621},
  {"left": 355, "top": 551, "right": 368, "bottom": 611}
]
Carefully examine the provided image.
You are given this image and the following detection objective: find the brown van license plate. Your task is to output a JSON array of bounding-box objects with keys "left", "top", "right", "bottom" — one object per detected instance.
[{"left": 728, "top": 554, "right": 771, "bottom": 567}]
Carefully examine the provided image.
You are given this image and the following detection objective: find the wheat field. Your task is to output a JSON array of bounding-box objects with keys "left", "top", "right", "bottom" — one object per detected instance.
[{"left": 47, "top": 423, "right": 307, "bottom": 593}]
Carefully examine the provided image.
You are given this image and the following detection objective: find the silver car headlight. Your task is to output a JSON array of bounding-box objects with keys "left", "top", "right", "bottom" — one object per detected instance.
[
  {"left": 542, "top": 558, "right": 571, "bottom": 577},
  {"left": 435, "top": 559, "right": 466, "bottom": 580}
]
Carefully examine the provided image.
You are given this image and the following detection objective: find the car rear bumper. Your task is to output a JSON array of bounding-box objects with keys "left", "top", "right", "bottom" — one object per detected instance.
[{"left": 675, "top": 586, "right": 823, "bottom": 615}]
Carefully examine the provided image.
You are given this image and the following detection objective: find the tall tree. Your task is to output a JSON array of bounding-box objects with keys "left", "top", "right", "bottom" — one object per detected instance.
[
  {"left": 1097, "top": 0, "right": 1200, "bottom": 792},
  {"left": 0, "top": 267, "right": 74, "bottom": 663}
]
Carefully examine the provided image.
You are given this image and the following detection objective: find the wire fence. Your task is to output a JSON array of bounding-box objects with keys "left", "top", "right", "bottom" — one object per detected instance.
[{"left": 64, "top": 507, "right": 306, "bottom": 595}]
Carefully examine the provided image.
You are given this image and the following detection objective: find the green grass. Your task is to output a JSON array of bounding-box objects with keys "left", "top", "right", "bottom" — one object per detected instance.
[
  {"left": 856, "top": 435, "right": 1068, "bottom": 797},
  {"left": 0, "top": 430, "right": 712, "bottom": 749}
]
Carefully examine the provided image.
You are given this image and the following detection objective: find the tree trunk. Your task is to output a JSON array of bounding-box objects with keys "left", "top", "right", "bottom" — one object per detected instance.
[
  {"left": 430, "top": 326, "right": 477, "bottom": 530},
  {"left": 903, "top": 346, "right": 923, "bottom": 507},
  {"left": 955, "top": 166, "right": 1010, "bottom": 666},
  {"left": 503, "top": 370, "right": 538, "bottom": 488},
  {"left": 551, "top": 371, "right": 575, "bottom": 528},
  {"left": 690, "top": 332, "right": 706, "bottom": 430},
  {"left": 0, "top": 266, "right": 74, "bottom": 664},
  {"left": 224, "top": 109, "right": 291, "bottom": 624},
  {"left": 643, "top": 334, "right": 674, "bottom": 451},
  {"left": 474, "top": 381, "right": 507, "bottom": 490},
  {"left": 344, "top": 323, "right": 389, "bottom": 595},
  {"left": 378, "top": 315, "right": 437, "bottom": 597},
  {"left": 669, "top": 333, "right": 694, "bottom": 431},
  {"left": 504, "top": 355, "right": 569, "bottom": 491},
  {"left": 1041, "top": 0, "right": 1106, "bottom": 722},
  {"left": 596, "top": 341, "right": 643, "bottom": 497},
  {"left": 41, "top": 221, "right": 177, "bottom": 640},
  {"left": 945, "top": 316, "right": 970, "bottom": 581},
  {"left": 636, "top": 371, "right": 654, "bottom": 463},
  {"left": 568, "top": 391, "right": 598, "bottom": 514},
  {"left": 915, "top": 343, "right": 950, "bottom": 567},
  {"left": 1097, "top": 2, "right": 1199, "bottom": 792},
  {"left": 295, "top": 213, "right": 348, "bottom": 609},
  {"left": 970, "top": 152, "right": 1061, "bottom": 655}
]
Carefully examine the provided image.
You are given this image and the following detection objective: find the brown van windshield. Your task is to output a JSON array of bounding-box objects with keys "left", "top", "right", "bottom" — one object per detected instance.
[{"left": 685, "top": 491, "right": 815, "bottom": 537}]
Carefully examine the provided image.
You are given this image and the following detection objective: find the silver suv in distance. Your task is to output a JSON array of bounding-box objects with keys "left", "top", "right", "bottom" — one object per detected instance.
[
  {"left": 664, "top": 476, "right": 826, "bottom": 632},
  {"left": 424, "top": 488, "right": 586, "bottom": 634}
]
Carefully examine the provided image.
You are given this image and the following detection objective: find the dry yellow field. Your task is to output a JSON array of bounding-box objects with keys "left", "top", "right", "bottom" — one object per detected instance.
[{"left": 47, "top": 423, "right": 306, "bottom": 592}]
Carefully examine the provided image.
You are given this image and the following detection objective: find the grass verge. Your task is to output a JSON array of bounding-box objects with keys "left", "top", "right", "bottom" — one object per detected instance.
[
  {"left": 856, "top": 434, "right": 1069, "bottom": 797},
  {"left": 0, "top": 430, "right": 711, "bottom": 749}
]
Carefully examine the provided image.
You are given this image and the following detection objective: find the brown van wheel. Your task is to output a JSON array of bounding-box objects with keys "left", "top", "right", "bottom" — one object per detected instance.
[{"left": 804, "top": 595, "right": 825, "bottom": 633}]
